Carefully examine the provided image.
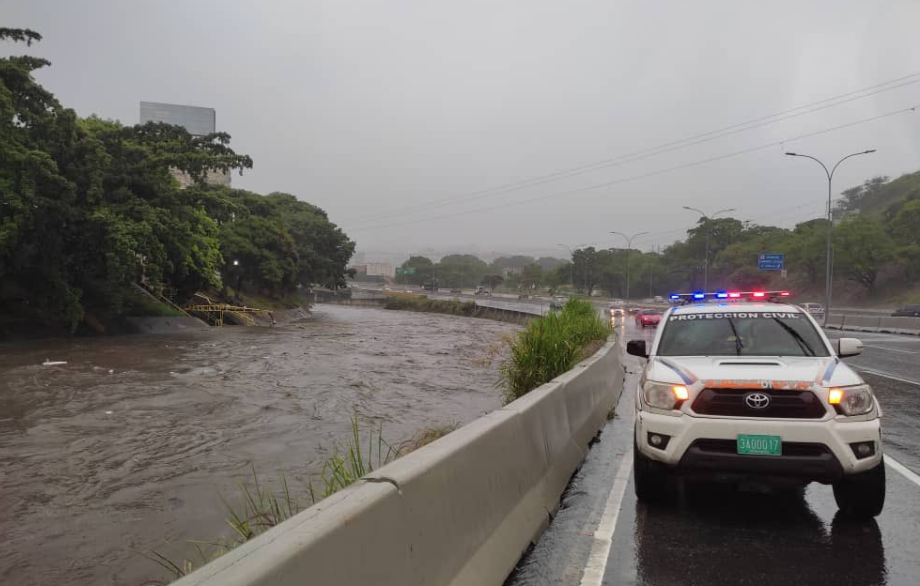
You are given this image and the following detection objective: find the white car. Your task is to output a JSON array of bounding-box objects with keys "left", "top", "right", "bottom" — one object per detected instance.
[
  {"left": 626, "top": 295, "right": 884, "bottom": 519},
  {"left": 799, "top": 302, "right": 825, "bottom": 316}
]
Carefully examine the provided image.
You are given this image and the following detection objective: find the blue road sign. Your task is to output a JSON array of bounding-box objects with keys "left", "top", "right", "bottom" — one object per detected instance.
[{"left": 758, "top": 253, "right": 784, "bottom": 271}]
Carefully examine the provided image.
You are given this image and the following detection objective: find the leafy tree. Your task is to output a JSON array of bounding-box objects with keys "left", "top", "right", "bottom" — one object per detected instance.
[
  {"left": 837, "top": 175, "right": 890, "bottom": 213},
  {"left": 481, "top": 274, "right": 504, "bottom": 292},
  {"left": 490, "top": 255, "right": 534, "bottom": 271},
  {"left": 396, "top": 255, "right": 434, "bottom": 285},
  {"left": 518, "top": 263, "right": 545, "bottom": 290},
  {"left": 435, "top": 254, "right": 489, "bottom": 288},
  {"left": 834, "top": 216, "right": 895, "bottom": 294},
  {"left": 535, "top": 256, "right": 565, "bottom": 271}
]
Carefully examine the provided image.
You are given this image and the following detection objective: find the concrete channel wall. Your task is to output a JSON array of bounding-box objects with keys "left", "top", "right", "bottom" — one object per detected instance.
[
  {"left": 171, "top": 338, "right": 625, "bottom": 586},
  {"left": 826, "top": 314, "right": 920, "bottom": 336}
]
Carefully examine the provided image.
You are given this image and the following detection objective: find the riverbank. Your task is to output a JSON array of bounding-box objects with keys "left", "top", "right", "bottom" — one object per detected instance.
[{"left": 382, "top": 296, "right": 536, "bottom": 324}]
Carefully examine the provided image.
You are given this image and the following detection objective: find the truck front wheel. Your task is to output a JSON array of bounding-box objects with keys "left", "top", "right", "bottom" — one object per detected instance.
[{"left": 833, "top": 458, "right": 886, "bottom": 519}]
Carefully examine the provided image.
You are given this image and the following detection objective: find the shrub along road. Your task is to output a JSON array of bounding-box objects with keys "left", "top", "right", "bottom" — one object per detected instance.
[{"left": 507, "top": 318, "right": 920, "bottom": 586}]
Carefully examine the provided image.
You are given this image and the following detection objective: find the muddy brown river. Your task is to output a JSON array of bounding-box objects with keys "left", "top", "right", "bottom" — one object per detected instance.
[{"left": 0, "top": 305, "right": 518, "bottom": 586}]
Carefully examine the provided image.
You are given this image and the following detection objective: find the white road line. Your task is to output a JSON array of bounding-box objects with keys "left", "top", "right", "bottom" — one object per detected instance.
[
  {"left": 887, "top": 456, "right": 920, "bottom": 488},
  {"left": 864, "top": 344, "right": 918, "bottom": 354},
  {"left": 855, "top": 367, "right": 920, "bottom": 387},
  {"left": 579, "top": 449, "right": 634, "bottom": 586}
]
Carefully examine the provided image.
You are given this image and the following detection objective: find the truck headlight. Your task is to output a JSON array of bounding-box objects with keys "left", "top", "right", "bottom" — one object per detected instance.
[
  {"left": 644, "top": 381, "right": 689, "bottom": 410},
  {"left": 828, "top": 384, "right": 875, "bottom": 416}
]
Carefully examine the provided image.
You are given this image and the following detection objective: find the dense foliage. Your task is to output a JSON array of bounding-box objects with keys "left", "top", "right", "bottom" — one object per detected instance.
[{"left": 0, "top": 30, "right": 353, "bottom": 330}]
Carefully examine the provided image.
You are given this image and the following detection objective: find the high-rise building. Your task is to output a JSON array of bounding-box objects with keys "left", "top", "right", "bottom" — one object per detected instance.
[{"left": 139, "top": 101, "right": 230, "bottom": 188}]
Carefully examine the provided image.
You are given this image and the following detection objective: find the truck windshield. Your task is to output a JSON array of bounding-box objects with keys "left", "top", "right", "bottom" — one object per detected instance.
[{"left": 656, "top": 311, "right": 829, "bottom": 357}]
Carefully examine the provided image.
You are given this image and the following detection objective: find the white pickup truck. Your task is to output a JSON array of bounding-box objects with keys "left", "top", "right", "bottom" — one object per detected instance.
[{"left": 627, "top": 295, "right": 884, "bottom": 519}]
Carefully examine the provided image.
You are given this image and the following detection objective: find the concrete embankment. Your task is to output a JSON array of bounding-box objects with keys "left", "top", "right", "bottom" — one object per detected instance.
[
  {"left": 122, "top": 316, "right": 210, "bottom": 334},
  {"left": 171, "top": 335, "right": 625, "bottom": 586}
]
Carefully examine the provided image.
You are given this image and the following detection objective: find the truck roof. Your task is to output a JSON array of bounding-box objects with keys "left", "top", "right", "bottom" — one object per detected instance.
[{"left": 668, "top": 302, "right": 804, "bottom": 315}]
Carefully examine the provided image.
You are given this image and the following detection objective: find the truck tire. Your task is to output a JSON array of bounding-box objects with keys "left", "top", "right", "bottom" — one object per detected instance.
[
  {"left": 634, "top": 436, "right": 667, "bottom": 502},
  {"left": 833, "top": 458, "right": 886, "bottom": 519}
]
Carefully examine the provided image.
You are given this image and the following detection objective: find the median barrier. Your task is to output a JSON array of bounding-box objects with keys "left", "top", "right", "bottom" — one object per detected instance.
[
  {"left": 171, "top": 338, "right": 624, "bottom": 586},
  {"left": 878, "top": 316, "right": 920, "bottom": 336}
]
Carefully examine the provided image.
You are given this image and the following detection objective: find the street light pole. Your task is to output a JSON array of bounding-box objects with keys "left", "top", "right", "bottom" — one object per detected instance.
[
  {"left": 786, "top": 150, "right": 875, "bottom": 324},
  {"left": 682, "top": 206, "right": 735, "bottom": 291},
  {"left": 557, "top": 243, "right": 576, "bottom": 290},
  {"left": 611, "top": 231, "right": 649, "bottom": 306}
]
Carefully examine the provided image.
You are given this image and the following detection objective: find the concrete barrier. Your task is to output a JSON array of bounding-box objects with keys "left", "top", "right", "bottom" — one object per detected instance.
[
  {"left": 171, "top": 338, "right": 624, "bottom": 586},
  {"left": 826, "top": 313, "right": 920, "bottom": 336},
  {"left": 878, "top": 316, "right": 920, "bottom": 336}
]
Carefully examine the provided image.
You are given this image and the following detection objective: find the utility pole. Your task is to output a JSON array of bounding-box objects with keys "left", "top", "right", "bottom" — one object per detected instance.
[
  {"left": 682, "top": 207, "right": 735, "bottom": 291},
  {"left": 786, "top": 149, "right": 875, "bottom": 325},
  {"left": 610, "top": 231, "right": 649, "bottom": 307}
]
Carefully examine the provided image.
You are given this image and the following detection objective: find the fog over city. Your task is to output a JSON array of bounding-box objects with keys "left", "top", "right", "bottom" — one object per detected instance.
[{"left": 5, "top": 0, "right": 920, "bottom": 259}]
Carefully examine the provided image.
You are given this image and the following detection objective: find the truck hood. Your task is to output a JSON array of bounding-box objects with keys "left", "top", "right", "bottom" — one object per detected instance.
[{"left": 646, "top": 355, "right": 863, "bottom": 389}]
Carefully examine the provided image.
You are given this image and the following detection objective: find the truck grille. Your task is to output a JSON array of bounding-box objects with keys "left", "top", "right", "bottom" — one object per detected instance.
[{"left": 691, "top": 388, "right": 828, "bottom": 419}]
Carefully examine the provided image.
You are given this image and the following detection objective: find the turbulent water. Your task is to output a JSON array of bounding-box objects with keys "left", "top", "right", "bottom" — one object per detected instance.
[{"left": 0, "top": 304, "right": 518, "bottom": 586}]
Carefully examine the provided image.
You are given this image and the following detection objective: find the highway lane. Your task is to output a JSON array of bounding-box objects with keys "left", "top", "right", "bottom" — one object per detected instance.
[{"left": 507, "top": 317, "right": 920, "bottom": 586}]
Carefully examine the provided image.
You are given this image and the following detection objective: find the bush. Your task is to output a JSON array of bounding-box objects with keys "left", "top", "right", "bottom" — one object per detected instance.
[
  {"left": 383, "top": 296, "right": 480, "bottom": 316},
  {"left": 499, "top": 299, "right": 611, "bottom": 403}
]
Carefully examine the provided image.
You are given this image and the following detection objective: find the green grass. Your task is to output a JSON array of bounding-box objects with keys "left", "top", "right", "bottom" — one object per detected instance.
[
  {"left": 144, "top": 414, "right": 452, "bottom": 582},
  {"left": 383, "top": 296, "right": 482, "bottom": 316},
  {"left": 499, "top": 299, "right": 611, "bottom": 404}
]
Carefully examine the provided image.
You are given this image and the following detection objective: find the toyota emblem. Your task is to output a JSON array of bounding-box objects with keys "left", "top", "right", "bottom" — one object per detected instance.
[{"left": 744, "top": 392, "right": 771, "bottom": 409}]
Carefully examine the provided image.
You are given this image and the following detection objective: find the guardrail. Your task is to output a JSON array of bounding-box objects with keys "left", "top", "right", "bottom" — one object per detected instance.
[
  {"left": 171, "top": 336, "right": 625, "bottom": 586},
  {"left": 825, "top": 314, "right": 920, "bottom": 336}
]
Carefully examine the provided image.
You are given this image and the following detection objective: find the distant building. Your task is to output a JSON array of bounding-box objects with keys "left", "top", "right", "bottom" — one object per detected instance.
[
  {"left": 139, "top": 101, "right": 231, "bottom": 188},
  {"left": 347, "top": 262, "right": 395, "bottom": 283}
]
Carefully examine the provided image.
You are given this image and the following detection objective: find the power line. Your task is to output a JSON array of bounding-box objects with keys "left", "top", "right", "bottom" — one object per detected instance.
[
  {"left": 345, "top": 72, "right": 920, "bottom": 226},
  {"left": 350, "top": 104, "right": 917, "bottom": 233}
]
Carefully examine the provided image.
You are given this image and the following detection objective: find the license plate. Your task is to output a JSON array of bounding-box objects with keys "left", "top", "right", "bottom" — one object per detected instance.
[{"left": 737, "top": 434, "right": 782, "bottom": 456}]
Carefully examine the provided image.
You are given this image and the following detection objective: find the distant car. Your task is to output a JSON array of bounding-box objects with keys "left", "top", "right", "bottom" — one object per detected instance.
[
  {"left": 799, "top": 302, "right": 825, "bottom": 316},
  {"left": 610, "top": 307, "right": 625, "bottom": 317},
  {"left": 892, "top": 304, "right": 920, "bottom": 317},
  {"left": 519, "top": 294, "right": 530, "bottom": 300},
  {"left": 450, "top": 288, "right": 462, "bottom": 294},
  {"left": 652, "top": 295, "right": 666, "bottom": 304},
  {"left": 635, "top": 309, "right": 662, "bottom": 328},
  {"left": 549, "top": 301, "right": 564, "bottom": 311}
]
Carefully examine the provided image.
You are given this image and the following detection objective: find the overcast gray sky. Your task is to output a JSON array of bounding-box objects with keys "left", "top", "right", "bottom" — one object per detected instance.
[{"left": 4, "top": 0, "right": 920, "bottom": 261}]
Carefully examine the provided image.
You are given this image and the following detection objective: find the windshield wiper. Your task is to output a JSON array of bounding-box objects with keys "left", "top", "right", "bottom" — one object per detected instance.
[
  {"left": 726, "top": 317, "right": 744, "bottom": 356},
  {"left": 771, "top": 317, "right": 816, "bottom": 357}
]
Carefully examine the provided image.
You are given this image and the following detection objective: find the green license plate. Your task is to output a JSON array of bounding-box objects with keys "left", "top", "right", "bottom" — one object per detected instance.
[{"left": 737, "top": 434, "right": 782, "bottom": 456}]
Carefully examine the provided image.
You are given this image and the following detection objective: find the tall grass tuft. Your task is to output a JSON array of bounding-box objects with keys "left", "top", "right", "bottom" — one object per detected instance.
[
  {"left": 499, "top": 299, "right": 610, "bottom": 403},
  {"left": 144, "top": 413, "right": 404, "bottom": 581}
]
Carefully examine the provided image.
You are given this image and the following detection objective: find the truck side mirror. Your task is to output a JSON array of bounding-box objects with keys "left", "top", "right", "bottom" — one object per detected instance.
[
  {"left": 837, "top": 337, "right": 863, "bottom": 357},
  {"left": 627, "top": 340, "right": 648, "bottom": 359}
]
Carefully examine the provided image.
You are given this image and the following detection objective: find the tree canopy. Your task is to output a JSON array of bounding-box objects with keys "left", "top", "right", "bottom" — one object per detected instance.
[{"left": 0, "top": 30, "right": 354, "bottom": 330}]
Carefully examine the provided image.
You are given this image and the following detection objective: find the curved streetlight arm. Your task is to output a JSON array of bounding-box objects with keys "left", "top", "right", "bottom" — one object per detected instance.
[
  {"left": 785, "top": 152, "right": 830, "bottom": 180},
  {"left": 711, "top": 208, "right": 736, "bottom": 219},
  {"left": 830, "top": 150, "right": 877, "bottom": 181}
]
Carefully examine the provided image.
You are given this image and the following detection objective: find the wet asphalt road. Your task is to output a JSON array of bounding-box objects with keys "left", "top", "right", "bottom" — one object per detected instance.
[{"left": 508, "top": 317, "right": 920, "bottom": 586}]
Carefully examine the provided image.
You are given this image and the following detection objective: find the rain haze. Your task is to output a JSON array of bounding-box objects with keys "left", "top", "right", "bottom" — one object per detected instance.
[{"left": 4, "top": 0, "right": 920, "bottom": 259}]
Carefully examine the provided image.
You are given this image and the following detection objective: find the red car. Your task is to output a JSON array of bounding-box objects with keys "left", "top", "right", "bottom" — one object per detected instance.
[{"left": 635, "top": 309, "right": 662, "bottom": 328}]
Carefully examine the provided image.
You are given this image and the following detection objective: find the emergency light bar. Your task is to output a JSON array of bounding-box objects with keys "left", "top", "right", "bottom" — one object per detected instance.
[{"left": 668, "top": 290, "right": 792, "bottom": 304}]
